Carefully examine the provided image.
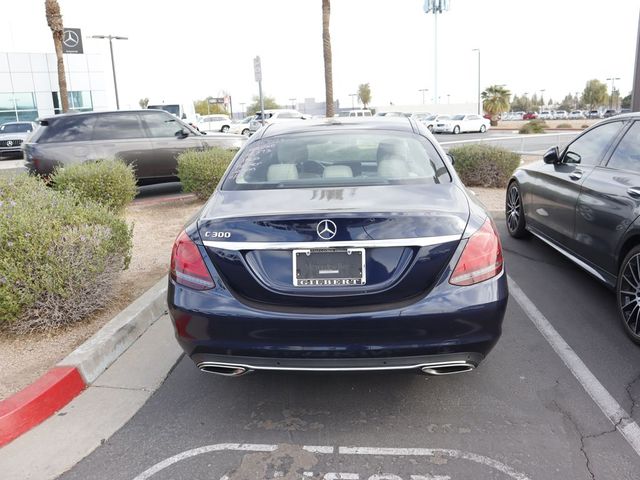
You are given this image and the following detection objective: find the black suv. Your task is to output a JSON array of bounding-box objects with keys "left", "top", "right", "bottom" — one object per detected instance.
[{"left": 23, "top": 110, "right": 245, "bottom": 182}]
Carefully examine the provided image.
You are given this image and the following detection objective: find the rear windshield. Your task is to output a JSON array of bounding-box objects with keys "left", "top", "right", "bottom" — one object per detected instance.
[
  {"left": 451, "top": 115, "right": 465, "bottom": 120},
  {"left": 0, "top": 123, "right": 33, "bottom": 133},
  {"left": 222, "top": 131, "right": 451, "bottom": 191}
]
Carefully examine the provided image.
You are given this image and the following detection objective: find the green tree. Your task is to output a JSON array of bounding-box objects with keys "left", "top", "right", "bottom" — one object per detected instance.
[
  {"left": 621, "top": 92, "right": 632, "bottom": 109},
  {"left": 246, "top": 95, "right": 280, "bottom": 116},
  {"left": 138, "top": 97, "right": 149, "bottom": 109},
  {"left": 322, "top": 0, "right": 334, "bottom": 117},
  {"left": 358, "top": 83, "right": 372, "bottom": 109},
  {"left": 481, "top": 85, "right": 511, "bottom": 126},
  {"left": 530, "top": 93, "right": 539, "bottom": 110},
  {"left": 194, "top": 97, "right": 228, "bottom": 116},
  {"left": 581, "top": 79, "right": 608, "bottom": 110},
  {"left": 558, "top": 93, "right": 574, "bottom": 112},
  {"left": 45, "top": 0, "right": 69, "bottom": 112}
]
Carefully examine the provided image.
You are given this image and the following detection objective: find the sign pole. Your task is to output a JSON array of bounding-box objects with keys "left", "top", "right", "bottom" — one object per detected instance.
[
  {"left": 254, "top": 56, "right": 265, "bottom": 126},
  {"left": 633, "top": 10, "right": 640, "bottom": 112}
]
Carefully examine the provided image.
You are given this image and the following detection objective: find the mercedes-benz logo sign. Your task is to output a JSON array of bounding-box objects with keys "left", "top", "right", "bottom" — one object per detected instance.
[
  {"left": 316, "top": 219, "right": 337, "bottom": 240},
  {"left": 6, "top": 140, "right": 13, "bottom": 147},
  {"left": 63, "top": 30, "right": 80, "bottom": 48}
]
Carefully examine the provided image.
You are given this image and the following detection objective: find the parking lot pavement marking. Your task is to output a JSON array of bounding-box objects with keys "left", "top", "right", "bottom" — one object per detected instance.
[
  {"left": 131, "top": 443, "right": 532, "bottom": 480},
  {"left": 509, "top": 276, "right": 640, "bottom": 457}
]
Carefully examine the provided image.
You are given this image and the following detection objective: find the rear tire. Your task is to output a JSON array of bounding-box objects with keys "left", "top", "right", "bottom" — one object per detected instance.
[
  {"left": 479, "top": 124, "right": 486, "bottom": 133},
  {"left": 221, "top": 125, "right": 230, "bottom": 133},
  {"left": 617, "top": 246, "right": 640, "bottom": 345},
  {"left": 241, "top": 128, "right": 250, "bottom": 136},
  {"left": 506, "top": 182, "right": 528, "bottom": 238},
  {"left": 453, "top": 125, "right": 460, "bottom": 134}
]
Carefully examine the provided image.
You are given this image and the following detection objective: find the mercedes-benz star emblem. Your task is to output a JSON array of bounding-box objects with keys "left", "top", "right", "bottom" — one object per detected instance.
[
  {"left": 316, "top": 219, "right": 337, "bottom": 240},
  {"left": 6, "top": 141, "right": 13, "bottom": 147},
  {"left": 63, "top": 30, "right": 80, "bottom": 48}
]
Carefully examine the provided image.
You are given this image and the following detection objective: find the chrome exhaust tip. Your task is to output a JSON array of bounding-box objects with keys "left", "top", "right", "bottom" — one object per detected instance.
[
  {"left": 198, "top": 363, "right": 251, "bottom": 377},
  {"left": 420, "top": 362, "right": 476, "bottom": 376}
]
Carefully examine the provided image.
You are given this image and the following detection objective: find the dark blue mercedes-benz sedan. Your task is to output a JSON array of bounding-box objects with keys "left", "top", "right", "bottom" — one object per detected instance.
[{"left": 168, "top": 117, "right": 507, "bottom": 377}]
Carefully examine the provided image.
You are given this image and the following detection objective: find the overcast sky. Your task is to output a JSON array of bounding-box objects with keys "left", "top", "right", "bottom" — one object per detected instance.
[{"left": 1, "top": 0, "right": 638, "bottom": 111}]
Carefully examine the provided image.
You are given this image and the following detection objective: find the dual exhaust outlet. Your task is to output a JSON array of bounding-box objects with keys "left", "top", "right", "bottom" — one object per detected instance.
[{"left": 197, "top": 361, "right": 476, "bottom": 377}]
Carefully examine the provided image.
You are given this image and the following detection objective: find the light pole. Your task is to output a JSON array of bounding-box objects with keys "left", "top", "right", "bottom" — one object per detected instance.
[
  {"left": 606, "top": 77, "right": 620, "bottom": 109},
  {"left": 423, "top": 0, "right": 450, "bottom": 104},
  {"left": 539, "top": 89, "right": 546, "bottom": 109},
  {"left": 240, "top": 103, "right": 246, "bottom": 117},
  {"left": 289, "top": 98, "right": 296, "bottom": 110},
  {"left": 418, "top": 88, "right": 429, "bottom": 104},
  {"left": 91, "top": 35, "right": 128, "bottom": 110},
  {"left": 472, "top": 48, "right": 481, "bottom": 114},
  {"left": 349, "top": 93, "right": 358, "bottom": 109}
]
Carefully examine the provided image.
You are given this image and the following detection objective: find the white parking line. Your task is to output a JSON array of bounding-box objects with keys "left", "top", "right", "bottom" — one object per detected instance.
[
  {"left": 509, "top": 276, "right": 640, "bottom": 457},
  {"left": 131, "top": 443, "right": 532, "bottom": 480}
]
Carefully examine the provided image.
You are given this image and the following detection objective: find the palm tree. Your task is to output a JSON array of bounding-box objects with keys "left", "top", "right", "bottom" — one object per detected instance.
[
  {"left": 45, "top": 0, "right": 69, "bottom": 113},
  {"left": 322, "top": 0, "right": 334, "bottom": 117},
  {"left": 358, "top": 83, "right": 371, "bottom": 109},
  {"left": 481, "top": 85, "right": 511, "bottom": 126}
]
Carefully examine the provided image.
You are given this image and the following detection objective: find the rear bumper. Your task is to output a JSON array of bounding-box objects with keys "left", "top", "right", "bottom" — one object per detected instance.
[{"left": 168, "top": 270, "right": 508, "bottom": 370}]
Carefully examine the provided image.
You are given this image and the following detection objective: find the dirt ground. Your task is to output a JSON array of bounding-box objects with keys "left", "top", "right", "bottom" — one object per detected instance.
[{"left": 0, "top": 198, "right": 204, "bottom": 400}]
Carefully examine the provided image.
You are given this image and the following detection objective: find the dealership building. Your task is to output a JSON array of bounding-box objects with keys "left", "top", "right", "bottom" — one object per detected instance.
[{"left": 0, "top": 51, "right": 109, "bottom": 124}]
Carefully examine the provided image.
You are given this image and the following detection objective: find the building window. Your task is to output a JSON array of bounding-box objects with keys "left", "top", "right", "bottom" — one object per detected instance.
[
  {"left": 0, "top": 92, "right": 37, "bottom": 123},
  {"left": 53, "top": 90, "right": 94, "bottom": 114}
]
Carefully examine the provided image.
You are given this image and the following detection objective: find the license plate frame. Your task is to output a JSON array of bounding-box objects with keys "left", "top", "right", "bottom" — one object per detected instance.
[{"left": 292, "top": 248, "right": 366, "bottom": 287}]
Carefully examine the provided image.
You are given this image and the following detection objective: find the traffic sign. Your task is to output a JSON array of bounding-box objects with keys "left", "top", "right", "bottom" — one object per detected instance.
[{"left": 254, "top": 56, "right": 262, "bottom": 82}]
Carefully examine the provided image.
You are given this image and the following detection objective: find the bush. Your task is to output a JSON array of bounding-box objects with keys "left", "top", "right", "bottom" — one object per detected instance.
[
  {"left": 177, "top": 148, "right": 237, "bottom": 199},
  {"left": 556, "top": 123, "right": 572, "bottom": 129},
  {"left": 52, "top": 159, "right": 137, "bottom": 213},
  {"left": 581, "top": 124, "right": 589, "bottom": 129},
  {"left": 0, "top": 175, "right": 133, "bottom": 333},
  {"left": 449, "top": 144, "right": 521, "bottom": 188},
  {"left": 519, "top": 119, "right": 548, "bottom": 134}
]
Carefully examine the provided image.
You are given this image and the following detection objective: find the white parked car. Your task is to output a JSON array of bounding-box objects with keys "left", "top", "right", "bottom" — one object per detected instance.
[
  {"left": 337, "top": 109, "right": 372, "bottom": 117},
  {"left": 569, "top": 110, "right": 585, "bottom": 119},
  {"left": 249, "top": 109, "right": 309, "bottom": 133},
  {"left": 0, "top": 121, "right": 38, "bottom": 157},
  {"left": 228, "top": 116, "right": 254, "bottom": 136},
  {"left": 421, "top": 114, "right": 450, "bottom": 132},
  {"left": 538, "top": 111, "right": 553, "bottom": 120},
  {"left": 199, "top": 114, "right": 232, "bottom": 133},
  {"left": 433, "top": 114, "right": 490, "bottom": 134},
  {"left": 554, "top": 110, "right": 569, "bottom": 120}
]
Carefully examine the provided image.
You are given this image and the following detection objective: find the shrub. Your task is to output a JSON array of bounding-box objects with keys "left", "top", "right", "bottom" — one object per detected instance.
[
  {"left": 449, "top": 144, "right": 521, "bottom": 188},
  {"left": 581, "top": 124, "right": 589, "bottom": 129},
  {"left": 52, "top": 159, "right": 137, "bottom": 213},
  {"left": 556, "top": 123, "right": 573, "bottom": 129},
  {"left": 519, "top": 119, "right": 548, "bottom": 134},
  {"left": 177, "top": 148, "right": 237, "bottom": 199},
  {"left": 0, "top": 175, "right": 133, "bottom": 333}
]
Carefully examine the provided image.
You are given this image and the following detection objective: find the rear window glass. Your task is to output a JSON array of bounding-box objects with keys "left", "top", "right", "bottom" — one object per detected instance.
[
  {"left": 35, "top": 115, "right": 96, "bottom": 143},
  {"left": 223, "top": 131, "right": 451, "bottom": 191}
]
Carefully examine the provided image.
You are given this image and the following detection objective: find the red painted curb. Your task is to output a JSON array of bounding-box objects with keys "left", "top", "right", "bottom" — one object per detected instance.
[{"left": 0, "top": 366, "right": 86, "bottom": 447}]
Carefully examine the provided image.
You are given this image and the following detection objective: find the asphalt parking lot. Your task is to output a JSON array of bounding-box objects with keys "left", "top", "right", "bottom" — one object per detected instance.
[{"left": 57, "top": 222, "right": 640, "bottom": 480}]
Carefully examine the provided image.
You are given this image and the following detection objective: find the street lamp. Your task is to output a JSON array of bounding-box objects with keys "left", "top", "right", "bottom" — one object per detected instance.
[
  {"left": 349, "top": 93, "right": 358, "bottom": 109},
  {"left": 91, "top": 35, "right": 128, "bottom": 110},
  {"left": 606, "top": 77, "right": 620, "bottom": 109},
  {"left": 289, "top": 98, "right": 297, "bottom": 110},
  {"left": 472, "top": 48, "right": 481, "bottom": 114},
  {"left": 423, "top": 0, "right": 450, "bottom": 104},
  {"left": 240, "top": 102, "right": 246, "bottom": 117},
  {"left": 418, "top": 88, "right": 429, "bottom": 104}
]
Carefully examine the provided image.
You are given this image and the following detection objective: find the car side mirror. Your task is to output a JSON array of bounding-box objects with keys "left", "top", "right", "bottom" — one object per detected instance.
[
  {"left": 175, "top": 129, "right": 189, "bottom": 139},
  {"left": 446, "top": 153, "right": 455, "bottom": 165},
  {"left": 543, "top": 146, "right": 560, "bottom": 164}
]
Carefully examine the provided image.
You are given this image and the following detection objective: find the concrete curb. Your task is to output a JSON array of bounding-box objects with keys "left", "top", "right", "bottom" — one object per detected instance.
[
  {"left": 0, "top": 276, "right": 168, "bottom": 447},
  {"left": 132, "top": 193, "right": 197, "bottom": 207}
]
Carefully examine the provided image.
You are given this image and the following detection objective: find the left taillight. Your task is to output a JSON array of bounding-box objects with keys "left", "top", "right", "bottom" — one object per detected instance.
[
  {"left": 449, "top": 218, "right": 503, "bottom": 286},
  {"left": 170, "top": 231, "right": 215, "bottom": 290}
]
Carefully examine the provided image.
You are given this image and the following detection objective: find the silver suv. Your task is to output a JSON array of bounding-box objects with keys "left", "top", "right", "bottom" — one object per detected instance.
[{"left": 0, "top": 122, "right": 37, "bottom": 158}]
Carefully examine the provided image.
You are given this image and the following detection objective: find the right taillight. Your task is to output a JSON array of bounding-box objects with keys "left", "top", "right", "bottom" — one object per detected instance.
[
  {"left": 450, "top": 218, "right": 503, "bottom": 286},
  {"left": 170, "top": 231, "right": 215, "bottom": 290}
]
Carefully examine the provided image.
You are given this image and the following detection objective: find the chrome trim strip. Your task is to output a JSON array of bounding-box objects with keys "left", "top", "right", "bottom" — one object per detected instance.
[
  {"left": 202, "top": 234, "right": 461, "bottom": 251},
  {"left": 197, "top": 360, "right": 475, "bottom": 373},
  {"left": 528, "top": 228, "right": 607, "bottom": 283}
]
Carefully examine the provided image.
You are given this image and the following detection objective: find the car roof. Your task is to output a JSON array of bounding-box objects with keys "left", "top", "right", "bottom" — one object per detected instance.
[
  {"left": 1, "top": 121, "right": 34, "bottom": 125},
  {"left": 38, "top": 109, "right": 169, "bottom": 123},
  {"left": 258, "top": 117, "right": 416, "bottom": 138}
]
